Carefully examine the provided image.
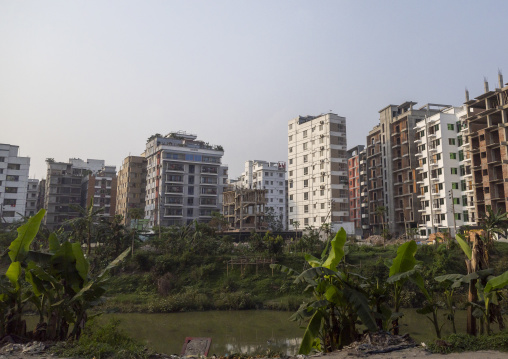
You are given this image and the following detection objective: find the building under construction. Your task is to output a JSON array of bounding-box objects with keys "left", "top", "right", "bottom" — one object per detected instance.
[{"left": 223, "top": 188, "right": 268, "bottom": 231}]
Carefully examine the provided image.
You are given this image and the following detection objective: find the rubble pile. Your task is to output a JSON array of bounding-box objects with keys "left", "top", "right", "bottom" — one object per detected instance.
[{"left": 343, "top": 331, "right": 417, "bottom": 356}]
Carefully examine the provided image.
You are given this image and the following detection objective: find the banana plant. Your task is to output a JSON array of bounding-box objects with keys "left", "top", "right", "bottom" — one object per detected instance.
[
  {"left": 470, "top": 269, "right": 508, "bottom": 335},
  {"left": 1, "top": 209, "right": 130, "bottom": 340},
  {"left": 385, "top": 240, "right": 419, "bottom": 335},
  {"left": 0, "top": 209, "right": 45, "bottom": 336},
  {"left": 271, "top": 228, "right": 377, "bottom": 354}
]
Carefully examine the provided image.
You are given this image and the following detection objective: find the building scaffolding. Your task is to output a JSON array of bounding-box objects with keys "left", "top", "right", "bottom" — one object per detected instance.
[{"left": 223, "top": 188, "right": 268, "bottom": 231}]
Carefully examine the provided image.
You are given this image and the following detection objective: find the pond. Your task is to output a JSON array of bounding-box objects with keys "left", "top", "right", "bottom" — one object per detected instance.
[
  {"left": 27, "top": 309, "right": 506, "bottom": 355},
  {"left": 100, "top": 311, "right": 304, "bottom": 356}
]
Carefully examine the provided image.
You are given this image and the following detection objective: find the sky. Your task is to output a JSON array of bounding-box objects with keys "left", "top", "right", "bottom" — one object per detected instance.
[{"left": 1, "top": 0, "right": 508, "bottom": 179}]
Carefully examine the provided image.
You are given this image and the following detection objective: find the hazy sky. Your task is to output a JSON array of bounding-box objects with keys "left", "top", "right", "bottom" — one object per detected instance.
[{"left": 1, "top": 1, "right": 507, "bottom": 179}]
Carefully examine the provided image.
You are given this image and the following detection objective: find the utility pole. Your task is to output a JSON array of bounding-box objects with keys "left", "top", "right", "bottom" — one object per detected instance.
[{"left": 449, "top": 189, "right": 457, "bottom": 236}]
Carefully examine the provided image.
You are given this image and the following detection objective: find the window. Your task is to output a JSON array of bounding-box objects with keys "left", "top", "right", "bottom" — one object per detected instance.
[
  {"left": 304, "top": 192, "right": 309, "bottom": 200},
  {"left": 303, "top": 143, "right": 308, "bottom": 150},
  {"left": 320, "top": 189, "right": 324, "bottom": 196},
  {"left": 290, "top": 194, "right": 293, "bottom": 200},
  {"left": 289, "top": 135, "right": 293, "bottom": 141},
  {"left": 449, "top": 138, "right": 456, "bottom": 145},
  {"left": 290, "top": 207, "right": 293, "bottom": 212},
  {"left": 303, "top": 155, "right": 308, "bottom": 163},
  {"left": 289, "top": 159, "right": 293, "bottom": 165},
  {"left": 289, "top": 180, "right": 293, "bottom": 188},
  {"left": 321, "top": 203, "right": 325, "bottom": 209},
  {"left": 319, "top": 124, "right": 323, "bottom": 131},
  {"left": 303, "top": 167, "right": 308, "bottom": 175},
  {"left": 447, "top": 124, "right": 454, "bottom": 131},
  {"left": 304, "top": 205, "right": 309, "bottom": 213},
  {"left": 304, "top": 179, "right": 309, "bottom": 187},
  {"left": 451, "top": 168, "right": 458, "bottom": 174},
  {"left": 303, "top": 130, "right": 308, "bottom": 138},
  {"left": 450, "top": 153, "right": 457, "bottom": 159},
  {"left": 289, "top": 124, "right": 292, "bottom": 130},
  {"left": 289, "top": 147, "right": 293, "bottom": 153},
  {"left": 304, "top": 218, "right": 309, "bottom": 225},
  {"left": 452, "top": 182, "right": 458, "bottom": 189}
]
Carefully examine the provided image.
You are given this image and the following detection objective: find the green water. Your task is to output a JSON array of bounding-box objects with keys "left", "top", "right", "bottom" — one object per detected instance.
[
  {"left": 26, "top": 309, "right": 507, "bottom": 355},
  {"left": 100, "top": 311, "right": 304, "bottom": 356}
]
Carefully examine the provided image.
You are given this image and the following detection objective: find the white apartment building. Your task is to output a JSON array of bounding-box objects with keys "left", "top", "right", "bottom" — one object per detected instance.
[
  {"left": 25, "top": 179, "right": 39, "bottom": 217},
  {"left": 287, "top": 113, "right": 349, "bottom": 230},
  {"left": 144, "top": 132, "right": 228, "bottom": 227},
  {"left": 415, "top": 106, "right": 476, "bottom": 237},
  {"left": 233, "top": 160, "right": 287, "bottom": 230},
  {"left": 0, "top": 144, "right": 30, "bottom": 223}
]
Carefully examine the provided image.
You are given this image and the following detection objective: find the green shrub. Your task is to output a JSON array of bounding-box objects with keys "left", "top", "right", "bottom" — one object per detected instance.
[
  {"left": 52, "top": 319, "right": 150, "bottom": 359},
  {"left": 214, "top": 291, "right": 256, "bottom": 310}
]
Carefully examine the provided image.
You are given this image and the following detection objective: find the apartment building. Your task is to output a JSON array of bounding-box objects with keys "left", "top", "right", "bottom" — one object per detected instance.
[
  {"left": 347, "top": 145, "right": 365, "bottom": 234},
  {"left": 144, "top": 131, "right": 228, "bottom": 227},
  {"left": 366, "top": 102, "right": 447, "bottom": 235},
  {"left": 287, "top": 113, "right": 349, "bottom": 230},
  {"left": 0, "top": 144, "right": 30, "bottom": 223},
  {"left": 223, "top": 188, "right": 267, "bottom": 231},
  {"left": 358, "top": 148, "right": 370, "bottom": 235},
  {"left": 232, "top": 160, "right": 287, "bottom": 230},
  {"left": 25, "top": 179, "right": 39, "bottom": 217},
  {"left": 44, "top": 158, "right": 108, "bottom": 229},
  {"left": 415, "top": 106, "right": 476, "bottom": 237},
  {"left": 464, "top": 74, "right": 508, "bottom": 220},
  {"left": 116, "top": 156, "right": 147, "bottom": 227},
  {"left": 81, "top": 166, "right": 117, "bottom": 219}
]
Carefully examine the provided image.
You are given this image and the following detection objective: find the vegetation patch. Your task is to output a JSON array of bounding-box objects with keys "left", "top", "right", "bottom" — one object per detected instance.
[
  {"left": 429, "top": 332, "right": 508, "bottom": 354},
  {"left": 52, "top": 318, "right": 151, "bottom": 359}
]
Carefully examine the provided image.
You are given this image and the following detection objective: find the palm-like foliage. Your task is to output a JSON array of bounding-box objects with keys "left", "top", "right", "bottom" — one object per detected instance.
[
  {"left": 65, "top": 199, "right": 104, "bottom": 255},
  {"left": 375, "top": 206, "right": 387, "bottom": 234}
]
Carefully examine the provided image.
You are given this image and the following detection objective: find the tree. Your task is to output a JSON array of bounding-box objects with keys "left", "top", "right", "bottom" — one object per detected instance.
[
  {"left": 209, "top": 211, "right": 228, "bottom": 233},
  {"left": 264, "top": 207, "right": 283, "bottom": 232},
  {"left": 480, "top": 207, "right": 508, "bottom": 265},
  {"left": 146, "top": 133, "right": 162, "bottom": 143},
  {"left": 128, "top": 208, "right": 144, "bottom": 257},
  {"left": 65, "top": 199, "right": 104, "bottom": 255},
  {"left": 375, "top": 206, "right": 387, "bottom": 233}
]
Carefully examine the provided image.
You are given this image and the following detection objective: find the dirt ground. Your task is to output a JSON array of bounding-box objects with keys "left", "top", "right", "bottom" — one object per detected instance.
[{"left": 316, "top": 347, "right": 508, "bottom": 358}]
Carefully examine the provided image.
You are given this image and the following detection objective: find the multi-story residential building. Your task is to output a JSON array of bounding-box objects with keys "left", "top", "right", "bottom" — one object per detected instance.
[
  {"left": 144, "top": 131, "right": 228, "bottom": 227},
  {"left": 25, "top": 179, "right": 39, "bottom": 217},
  {"left": 44, "top": 158, "right": 108, "bottom": 229},
  {"left": 287, "top": 113, "right": 349, "bottom": 230},
  {"left": 415, "top": 106, "right": 476, "bottom": 237},
  {"left": 116, "top": 155, "right": 147, "bottom": 227},
  {"left": 232, "top": 160, "right": 287, "bottom": 230},
  {"left": 347, "top": 145, "right": 365, "bottom": 235},
  {"left": 81, "top": 166, "right": 117, "bottom": 219},
  {"left": 0, "top": 144, "right": 30, "bottom": 223},
  {"left": 37, "top": 179, "right": 46, "bottom": 213},
  {"left": 366, "top": 102, "right": 448, "bottom": 236},
  {"left": 223, "top": 188, "right": 267, "bottom": 231},
  {"left": 358, "top": 148, "right": 370, "bottom": 236},
  {"left": 464, "top": 74, "right": 508, "bottom": 220}
]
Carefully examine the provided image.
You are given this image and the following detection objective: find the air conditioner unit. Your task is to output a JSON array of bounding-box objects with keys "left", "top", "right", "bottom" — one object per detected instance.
[
  {"left": 320, "top": 121, "right": 324, "bottom": 124},
  {"left": 320, "top": 185, "right": 325, "bottom": 189},
  {"left": 321, "top": 172, "right": 326, "bottom": 176},
  {"left": 320, "top": 146, "right": 325, "bottom": 150}
]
